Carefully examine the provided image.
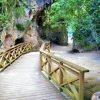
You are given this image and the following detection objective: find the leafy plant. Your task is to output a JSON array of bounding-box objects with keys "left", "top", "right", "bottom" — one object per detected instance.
[
  {"left": 42, "top": 0, "right": 99, "bottom": 50},
  {"left": 89, "top": 0, "right": 100, "bottom": 44},
  {"left": 0, "top": 0, "right": 26, "bottom": 30},
  {"left": 16, "top": 23, "right": 25, "bottom": 31},
  {"left": 15, "top": 6, "right": 25, "bottom": 17}
]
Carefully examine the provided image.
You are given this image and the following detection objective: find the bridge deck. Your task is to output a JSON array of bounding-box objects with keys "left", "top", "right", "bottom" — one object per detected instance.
[{"left": 0, "top": 52, "right": 66, "bottom": 100}]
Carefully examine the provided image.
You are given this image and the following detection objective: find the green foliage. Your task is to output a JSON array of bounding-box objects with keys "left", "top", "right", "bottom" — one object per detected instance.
[
  {"left": 0, "top": 0, "right": 25, "bottom": 30},
  {"left": 43, "top": 0, "right": 91, "bottom": 29},
  {"left": 16, "top": 20, "right": 32, "bottom": 31},
  {"left": 89, "top": 0, "right": 100, "bottom": 43},
  {"left": 0, "top": 0, "right": 16, "bottom": 28},
  {"left": 15, "top": 6, "right": 25, "bottom": 17},
  {"left": 0, "top": 13, "right": 9, "bottom": 24},
  {"left": 43, "top": 0, "right": 100, "bottom": 50},
  {"left": 16, "top": 23, "right": 25, "bottom": 31}
]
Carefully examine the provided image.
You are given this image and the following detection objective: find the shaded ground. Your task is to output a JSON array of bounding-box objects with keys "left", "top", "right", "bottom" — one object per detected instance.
[
  {"left": 51, "top": 43, "right": 100, "bottom": 99},
  {"left": 0, "top": 52, "right": 66, "bottom": 100}
]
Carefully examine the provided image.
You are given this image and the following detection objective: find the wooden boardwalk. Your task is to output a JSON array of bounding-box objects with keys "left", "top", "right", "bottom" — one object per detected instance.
[{"left": 0, "top": 52, "right": 66, "bottom": 100}]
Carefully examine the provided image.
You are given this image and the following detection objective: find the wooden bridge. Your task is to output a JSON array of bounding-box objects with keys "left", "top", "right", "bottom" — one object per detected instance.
[{"left": 0, "top": 42, "right": 89, "bottom": 100}]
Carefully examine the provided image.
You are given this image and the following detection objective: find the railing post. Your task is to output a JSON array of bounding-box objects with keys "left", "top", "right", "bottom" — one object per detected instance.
[
  {"left": 0, "top": 42, "right": 33, "bottom": 71},
  {"left": 40, "top": 42, "right": 89, "bottom": 99},
  {"left": 47, "top": 56, "right": 51, "bottom": 80},
  {"left": 0, "top": 55, "right": 4, "bottom": 68},
  {"left": 79, "top": 72, "right": 84, "bottom": 100},
  {"left": 40, "top": 52, "right": 42, "bottom": 71},
  {"left": 0, "top": 61, "right": 3, "bottom": 68},
  {"left": 59, "top": 62, "right": 63, "bottom": 92},
  {"left": 46, "top": 42, "right": 50, "bottom": 52}
]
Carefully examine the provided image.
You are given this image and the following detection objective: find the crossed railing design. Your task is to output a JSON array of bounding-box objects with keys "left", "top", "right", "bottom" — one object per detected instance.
[
  {"left": 40, "top": 42, "right": 89, "bottom": 100},
  {"left": 0, "top": 42, "right": 33, "bottom": 71},
  {"left": 0, "top": 41, "right": 89, "bottom": 99}
]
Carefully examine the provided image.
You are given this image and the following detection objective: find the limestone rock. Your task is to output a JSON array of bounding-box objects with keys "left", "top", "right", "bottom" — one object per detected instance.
[{"left": 1, "top": 29, "right": 15, "bottom": 49}]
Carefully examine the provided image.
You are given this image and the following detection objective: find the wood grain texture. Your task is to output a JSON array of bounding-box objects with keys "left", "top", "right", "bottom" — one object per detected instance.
[
  {"left": 40, "top": 42, "right": 89, "bottom": 100},
  {"left": 0, "top": 52, "right": 66, "bottom": 100}
]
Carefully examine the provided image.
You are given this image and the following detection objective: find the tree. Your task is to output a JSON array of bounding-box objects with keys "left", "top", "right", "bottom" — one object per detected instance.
[
  {"left": 43, "top": 0, "right": 99, "bottom": 50},
  {"left": 42, "top": 0, "right": 69, "bottom": 45},
  {"left": 0, "top": 0, "right": 25, "bottom": 31},
  {"left": 89, "top": 0, "right": 100, "bottom": 47}
]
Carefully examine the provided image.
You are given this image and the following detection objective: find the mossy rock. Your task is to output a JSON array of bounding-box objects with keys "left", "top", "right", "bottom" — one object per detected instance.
[
  {"left": 47, "top": 27, "right": 68, "bottom": 45},
  {"left": 16, "top": 23, "right": 25, "bottom": 31}
]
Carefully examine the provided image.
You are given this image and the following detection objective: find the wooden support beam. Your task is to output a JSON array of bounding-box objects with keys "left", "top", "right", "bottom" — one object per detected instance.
[
  {"left": 79, "top": 72, "right": 84, "bottom": 100},
  {"left": 40, "top": 42, "right": 89, "bottom": 100},
  {"left": 0, "top": 42, "right": 33, "bottom": 71}
]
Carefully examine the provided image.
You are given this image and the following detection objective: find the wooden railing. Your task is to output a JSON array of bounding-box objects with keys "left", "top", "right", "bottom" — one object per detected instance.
[
  {"left": 40, "top": 42, "right": 89, "bottom": 100},
  {"left": 0, "top": 42, "right": 33, "bottom": 71}
]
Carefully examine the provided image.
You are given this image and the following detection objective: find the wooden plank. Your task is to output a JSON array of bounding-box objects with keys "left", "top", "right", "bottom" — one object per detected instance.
[
  {"left": 47, "top": 56, "right": 51, "bottom": 74},
  {"left": 61, "top": 78, "right": 79, "bottom": 87},
  {"left": 79, "top": 72, "right": 84, "bottom": 100},
  {"left": 69, "top": 84, "right": 79, "bottom": 100},
  {"left": 40, "top": 52, "right": 43, "bottom": 70},
  {"left": 0, "top": 42, "right": 33, "bottom": 71},
  {"left": 50, "top": 67, "right": 59, "bottom": 75},
  {"left": 40, "top": 49, "right": 89, "bottom": 73},
  {"left": 0, "top": 52, "right": 66, "bottom": 100},
  {"left": 40, "top": 42, "right": 89, "bottom": 100},
  {"left": 61, "top": 87, "right": 75, "bottom": 99}
]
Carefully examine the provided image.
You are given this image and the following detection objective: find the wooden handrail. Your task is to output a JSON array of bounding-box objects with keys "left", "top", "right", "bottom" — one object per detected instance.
[
  {"left": 40, "top": 42, "right": 89, "bottom": 100},
  {"left": 41, "top": 50, "right": 89, "bottom": 73},
  {"left": 0, "top": 42, "right": 33, "bottom": 71}
]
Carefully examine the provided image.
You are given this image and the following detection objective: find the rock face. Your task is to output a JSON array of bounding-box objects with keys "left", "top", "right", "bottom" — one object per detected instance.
[
  {"left": 0, "top": 0, "right": 51, "bottom": 49},
  {"left": 1, "top": 29, "right": 15, "bottom": 49},
  {"left": 2, "top": 34, "right": 14, "bottom": 49},
  {"left": 39, "top": 25, "right": 68, "bottom": 45},
  {"left": 24, "top": 25, "right": 39, "bottom": 45},
  {"left": 15, "top": 0, "right": 44, "bottom": 48},
  {"left": 35, "top": 0, "right": 68, "bottom": 46},
  {"left": 48, "top": 29, "right": 68, "bottom": 46}
]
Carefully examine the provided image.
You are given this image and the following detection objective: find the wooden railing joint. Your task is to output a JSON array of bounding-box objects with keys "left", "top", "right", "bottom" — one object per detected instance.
[{"left": 40, "top": 42, "right": 89, "bottom": 100}]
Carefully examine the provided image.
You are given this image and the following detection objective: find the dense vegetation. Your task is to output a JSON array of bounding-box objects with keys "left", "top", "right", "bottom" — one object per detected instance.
[
  {"left": 42, "top": 0, "right": 100, "bottom": 50},
  {"left": 0, "top": 0, "right": 99, "bottom": 50},
  {"left": 0, "top": 0, "right": 27, "bottom": 31}
]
